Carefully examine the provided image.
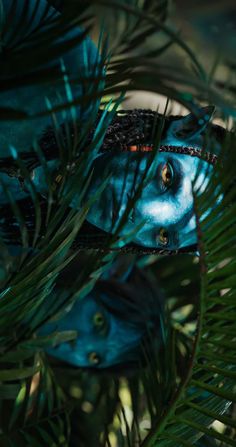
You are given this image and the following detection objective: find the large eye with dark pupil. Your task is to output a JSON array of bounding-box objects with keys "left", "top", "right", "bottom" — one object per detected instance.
[
  {"left": 161, "top": 163, "right": 173, "bottom": 187},
  {"left": 159, "top": 228, "right": 169, "bottom": 246},
  {"left": 93, "top": 312, "right": 106, "bottom": 328}
]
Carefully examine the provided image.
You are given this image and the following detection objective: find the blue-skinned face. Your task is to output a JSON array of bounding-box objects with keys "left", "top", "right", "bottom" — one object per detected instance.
[
  {"left": 30, "top": 149, "right": 211, "bottom": 251},
  {"left": 40, "top": 293, "right": 146, "bottom": 368},
  {"left": 84, "top": 108, "right": 217, "bottom": 250}
]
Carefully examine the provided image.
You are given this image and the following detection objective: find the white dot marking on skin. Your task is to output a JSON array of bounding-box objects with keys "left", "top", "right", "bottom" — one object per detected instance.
[{"left": 140, "top": 201, "right": 174, "bottom": 222}]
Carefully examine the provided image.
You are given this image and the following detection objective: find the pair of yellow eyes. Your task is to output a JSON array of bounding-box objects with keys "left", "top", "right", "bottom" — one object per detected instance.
[
  {"left": 161, "top": 162, "right": 173, "bottom": 188},
  {"left": 93, "top": 312, "right": 106, "bottom": 329},
  {"left": 158, "top": 163, "right": 173, "bottom": 246},
  {"left": 159, "top": 228, "right": 169, "bottom": 246}
]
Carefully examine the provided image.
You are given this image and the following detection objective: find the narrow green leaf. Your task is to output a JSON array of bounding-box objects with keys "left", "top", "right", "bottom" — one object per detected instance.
[{"left": 0, "top": 366, "right": 40, "bottom": 381}]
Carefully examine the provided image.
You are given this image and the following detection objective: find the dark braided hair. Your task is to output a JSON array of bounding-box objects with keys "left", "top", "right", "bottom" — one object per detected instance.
[
  {"left": 0, "top": 109, "right": 220, "bottom": 173},
  {"left": 0, "top": 109, "right": 223, "bottom": 255}
]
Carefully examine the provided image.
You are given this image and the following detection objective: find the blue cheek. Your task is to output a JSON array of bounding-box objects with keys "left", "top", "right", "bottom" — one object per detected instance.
[{"left": 39, "top": 294, "right": 145, "bottom": 368}]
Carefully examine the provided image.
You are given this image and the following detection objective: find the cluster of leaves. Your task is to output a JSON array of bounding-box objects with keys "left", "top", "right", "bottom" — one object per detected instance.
[
  {"left": 0, "top": 355, "right": 71, "bottom": 447},
  {"left": 139, "top": 130, "right": 236, "bottom": 446},
  {"left": 0, "top": 0, "right": 235, "bottom": 446}
]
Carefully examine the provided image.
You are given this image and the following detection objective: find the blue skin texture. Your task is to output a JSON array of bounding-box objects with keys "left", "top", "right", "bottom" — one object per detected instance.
[
  {"left": 84, "top": 150, "right": 212, "bottom": 250},
  {"left": 5, "top": 109, "right": 216, "bottom": 252},
  {"left": 0, "top": 0, "right": 98, "bottom": 253},
  {"left": 82, "top": 110, "right": 217, "bottom": 250},
  {"left": 39, "top": 259, "right": 145, "bottom": 369},
  {"left": 39, "top": 292, "right": 145, "bottom": 368}
]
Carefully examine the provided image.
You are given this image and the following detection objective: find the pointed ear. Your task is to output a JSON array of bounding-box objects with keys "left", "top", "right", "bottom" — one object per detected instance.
[{"left": 169, "top": 106, "right": 215, "bottom": 140}]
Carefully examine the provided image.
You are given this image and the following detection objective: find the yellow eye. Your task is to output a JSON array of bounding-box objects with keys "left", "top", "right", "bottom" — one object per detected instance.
[
  {"left": 93, "top": 312, "right": 106, "bottom": 328},
  {"left": 88, "top": 351, "right": 100, "bottom": 365},
  {"left": 161, "top": 163, "right": 173, "bottom": 187},
  {"left": 159, "top": 228, "right": 169, "bottom": 246}
]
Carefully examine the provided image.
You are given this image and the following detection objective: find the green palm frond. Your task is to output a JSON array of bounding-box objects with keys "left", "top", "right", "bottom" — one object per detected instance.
[
  {"left": 0, "top": 1, "right": 236, "bottom": 446},
  {"left": 0, "top": 356, "right": 71, "bottom": 447}
]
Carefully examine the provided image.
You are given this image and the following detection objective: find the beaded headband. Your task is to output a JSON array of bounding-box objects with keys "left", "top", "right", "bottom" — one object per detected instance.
[
  {"left": 115, "top": 143, "right": 218, "bottom": 166},
  {"left": 1, "top": 109, "right": 222, "bottom": 255}
]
